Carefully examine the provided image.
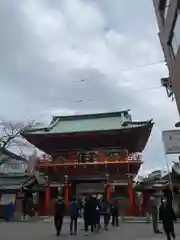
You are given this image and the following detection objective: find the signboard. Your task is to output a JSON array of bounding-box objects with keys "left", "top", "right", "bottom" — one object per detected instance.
[
  {"left": 76, "top": 182, "right": 104, "bottom": 194},
  {"left": 0, "top": 194, "right": 16, "bottom": 204},
  {"left": 77, "top": 152, "right": 98, "bottom": 163},
  {"left": 162, "top": 130, "right": 180, "bottom": 154}
]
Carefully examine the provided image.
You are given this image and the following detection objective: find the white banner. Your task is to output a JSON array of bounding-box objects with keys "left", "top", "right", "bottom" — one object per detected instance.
[
  {"left": 0, "top": 194, "right": 16, "bottom": 204},
  {"left": 162, "top": 130, "right": 180, "bottom": 154}
]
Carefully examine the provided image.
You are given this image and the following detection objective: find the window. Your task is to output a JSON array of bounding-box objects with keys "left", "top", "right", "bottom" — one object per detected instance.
[
  {"left": 164, "top": 0, "right": 170, "bottom": 19},
  {"left": 159, "top": 0, "right": 171, "bottom": 20},
  {"left": 12, "top": 163, "right": 20, "bottom": 169},
  {"left": 21, "top": 163, "right": 25, "bottom": 169},
  {"left": 170, "top": 11, "right": 180, "bottom": 56},
  {"left": 159, "top": 0, "right": 166, "bottom": 10}
]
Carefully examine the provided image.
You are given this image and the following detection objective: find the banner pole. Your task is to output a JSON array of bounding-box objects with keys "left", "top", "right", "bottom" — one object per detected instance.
[
  {"left": 162, "top": 131, "right": 174, "bottom": 201},
  {"left": 164, "top": 153, "right": 174, "bottom": 201}
]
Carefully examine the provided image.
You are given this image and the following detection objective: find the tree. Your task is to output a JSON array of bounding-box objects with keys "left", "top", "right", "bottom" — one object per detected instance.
[{"left": 0, "top": 120, "right": 35, "bottom": 156}]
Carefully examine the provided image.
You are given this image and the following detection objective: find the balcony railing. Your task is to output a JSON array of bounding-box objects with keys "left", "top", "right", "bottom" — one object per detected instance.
[{"left": 37, "top": 153, "right": 142, "bottom": 167}]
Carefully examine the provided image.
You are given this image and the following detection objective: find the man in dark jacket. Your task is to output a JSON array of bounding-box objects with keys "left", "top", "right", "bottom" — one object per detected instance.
[
  {"left": 84, "top": 196, "right": 96, "bottom": 234},
  {"left": 70, "top": 198, "right": 79, "bottom": 235},
  {"left": 54, "top": 197, "right": 66, "bottom": 236},
  {"left": 111, "top": 199, "right": 119, "bottom": 227},
  {"left": 159, "top": 197, "right": 176, "bottom": 240}
]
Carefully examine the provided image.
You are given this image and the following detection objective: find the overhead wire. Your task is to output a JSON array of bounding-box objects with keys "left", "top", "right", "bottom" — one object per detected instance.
[
  {"left": 71, "top": 59, "right": 166, "bottom": 103},
  {"left": 131, "top": 85, "right": 163, "bottom": 93},
  {"left": 118, "top": 60, "right": 166, "bottom": 76},
  {"left": 45, "top": 59, "right": 166, "bottom": 105},
  {"left": 53, "top": 85, "right": 163, "bottom": 104}
]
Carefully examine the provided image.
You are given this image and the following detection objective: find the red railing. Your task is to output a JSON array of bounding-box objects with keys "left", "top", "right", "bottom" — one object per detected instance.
[{"left": 37, "top": 153, "right": 142, "bottom": 167}]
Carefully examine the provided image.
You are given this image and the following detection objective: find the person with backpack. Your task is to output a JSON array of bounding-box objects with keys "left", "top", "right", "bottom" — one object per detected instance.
[
  {"left": 54, "top": 196, "right": 66, "bottom": 236},
  {"left": 70, "top": 197, "right": 79, "bottom": 235}
]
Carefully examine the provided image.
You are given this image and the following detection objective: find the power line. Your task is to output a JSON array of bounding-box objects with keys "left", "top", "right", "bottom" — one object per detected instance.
[
  {"left": 119, "top": 60, "right": 165, "bottom": 76},
  {"left": 45, "top": 85, "right": 164, "bottom": 106},
  {"left": 67, "top": 86, "right": 163, "bottom": 104},
  {"left": 70, "top": 60, "right": 165, "bottom": 85},
  {"left": 131, "top": 85, "right": 163, "bottom": 93},
  {"left": 72, "top": 79, "right": 85, "bottom": 83}
]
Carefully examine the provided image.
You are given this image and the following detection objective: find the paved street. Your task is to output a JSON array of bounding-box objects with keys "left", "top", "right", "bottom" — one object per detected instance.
[{"left": 1, "top": 220, "right": 180, "bottom": 240}]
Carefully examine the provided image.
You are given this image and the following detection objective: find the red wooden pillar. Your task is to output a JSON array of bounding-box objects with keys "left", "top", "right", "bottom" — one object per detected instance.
[
  {"left": 64, "top": 175, "right": 69, "bottom": 208},
  {"left": 105, "top": 174, "right": 111, "bottom": 201},
  {"left": 45, "top": 185, "right": 50, "bottom": 215},
  {"left": 65, "top": 184, "right": 70, "bottom": 208},
  {"left": 128, "top": 175, "right": 134, "bottom": 214},
  {"left": 106, "top": 183, "right": 111, "bottom": 201}
]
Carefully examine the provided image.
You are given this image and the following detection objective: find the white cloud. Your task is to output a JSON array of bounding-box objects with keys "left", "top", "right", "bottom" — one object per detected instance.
[{"left": 0, "top": 0, "right": 179, "bottom": 173}]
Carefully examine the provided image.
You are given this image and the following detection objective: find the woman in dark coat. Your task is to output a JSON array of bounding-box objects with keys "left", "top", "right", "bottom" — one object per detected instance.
[
  {"left": 159, "top": 197, "right": 176, "bottom": 240},
  {"left": 84, "top": 196, "right": 96, "bottom": 233}
]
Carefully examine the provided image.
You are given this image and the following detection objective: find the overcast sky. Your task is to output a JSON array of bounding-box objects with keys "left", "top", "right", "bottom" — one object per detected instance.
[{"left": 0, "top": 0, "right": 179, "bottom": 175}]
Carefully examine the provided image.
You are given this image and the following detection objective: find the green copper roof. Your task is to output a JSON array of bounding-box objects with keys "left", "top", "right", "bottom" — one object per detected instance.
[
  {"left": 49, "top": 116, "right": 125, "bottom": 133},
  {"left": 22, "top": 110, "right": 153, "bottom": 135}
]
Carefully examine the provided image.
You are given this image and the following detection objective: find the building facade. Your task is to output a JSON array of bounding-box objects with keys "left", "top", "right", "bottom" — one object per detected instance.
[
  {"left": 0, "top": 159, "right": 27, "bottom": 174},
  {"left": 152, "top": 0, "right": 180, "bottom": 113},
  {"left": 0, "top": 149, "right": 28, "bottom": 174}
]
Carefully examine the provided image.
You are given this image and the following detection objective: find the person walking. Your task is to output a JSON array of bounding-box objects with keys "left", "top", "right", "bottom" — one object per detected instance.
[
  {"left": 94, "top": 197, "right": 101, "bottom": 232},
  {"left": 84, "top": 197, "right": 90, "bottom": 235},
  {"left": 159, "top": 197, "right": 176, "bottom": 240},
  {"left": 78, "top": 198, "right": 83, "bottom": 218},
  {"left": 111, "top": 199, "right": 119, "bottom": 227},
  {"left": 70, "top": 197, "right": 79, "bottom": 235},
  {"left": 102, "top": 199, "right": 111, "bottom": 231},
  {"left": 54, "top": 196, "right": 66, "bottom": 236},
  {"left": 149, "top": 195, "right": 161, "bottom": 234},
  {"left": 83, "top": 196, "right": 95, "bottom": 235}
]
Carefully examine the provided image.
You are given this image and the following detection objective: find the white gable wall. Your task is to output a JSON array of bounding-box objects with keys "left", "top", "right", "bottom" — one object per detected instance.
[{"left": 0, "top": 159, "right": 27, "bottom": 174}]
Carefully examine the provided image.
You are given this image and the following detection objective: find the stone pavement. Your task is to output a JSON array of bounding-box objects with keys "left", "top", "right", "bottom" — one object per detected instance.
[{"left": 1, "top": 220, "right": 180, "bottom": 240}]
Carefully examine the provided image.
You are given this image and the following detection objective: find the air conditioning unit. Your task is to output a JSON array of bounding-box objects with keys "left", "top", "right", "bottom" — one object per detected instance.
[
  {"left": 161, "top": 76, "right": 174, "bottom": 100},
  {"left": 161, "top": 77, "right": 171, "bottom": 88}
]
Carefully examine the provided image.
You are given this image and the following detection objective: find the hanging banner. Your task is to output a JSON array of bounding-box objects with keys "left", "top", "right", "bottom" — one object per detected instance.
[{"left": 162, "top": 130, "right": 180, "bottom": 154}]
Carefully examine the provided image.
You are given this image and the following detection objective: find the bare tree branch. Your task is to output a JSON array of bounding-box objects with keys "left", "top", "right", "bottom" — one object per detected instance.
[{"left": 0, "top": 120, "right": 35, "bottom": 155}]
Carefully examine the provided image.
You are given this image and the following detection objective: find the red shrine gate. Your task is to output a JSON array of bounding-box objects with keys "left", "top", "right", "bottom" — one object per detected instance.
[{"left": 22, "top": 110, "right": 154, "bottom": 216}]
